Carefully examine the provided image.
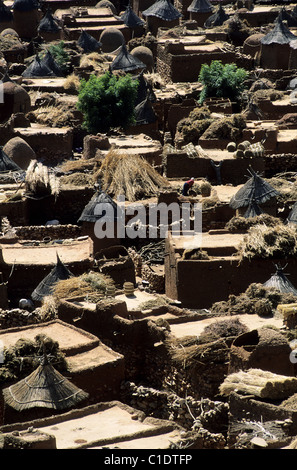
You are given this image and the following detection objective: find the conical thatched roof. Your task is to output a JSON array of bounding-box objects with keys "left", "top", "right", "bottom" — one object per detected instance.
[
  {"left": 110, "top": 43, "right": 146, "bottom": 72},
  {"left": 142, "top": 0, "right": 182, "bottom": 21},
  {"left": 78, "top": 29, "right": 102, "bottom": 53},
  {"left": 261, "top": 17, "right": 297, "bottom": 45},
  {"left": 117, "top": 4, "right": 144, "bottom": 28},
  {"left": 78, "top": 190, "right": 118, "bottom": 223},
  {"left": 243, "top": 200, "right": 263, "bottom": 218},
  {"left": 229, "top": 169, "right": 279, "bottom": 210},
  {"left": 0, "top": 146, "right": 22, "bottom": 173},
  {"left": 38, "top": 9, "right": 61, "bottom": 32},
  {"left": 2, "top": 355, "right": 89, "bottom": 411},
  {"left": 31, "top": 254, "right": 73, "bottom": 302},
  {"left": 187, "top": 0, "right": 213, "bottom": 13},
  {"left": 0, "top": 0, "right": 13, "bottom": 21},
  {"left": 287, "top": 201, "right": 297, "bottom": 224},
  {"left": 275, "top": 8, "right": 297, "bottom": 28},
  {"left": 22, "top": 54, "right": 55, "bottom": 78},
  {"left": 134, "top": 96, "right": 157, "bottom": 124},
  {"left": 42, "top": 50, "right": 64, "bottom": 76},
  {"left": 12, "top": 0, "right": 39, "bottom": 11},
  {"left": 263, "top": 264, "right": 297, "bottom": 296},
  {"left": 133, "top": 70, "right": 156, "bottom": 105},
  {"left": 204, "top": 4, "right": 229, "bottom": 28}
]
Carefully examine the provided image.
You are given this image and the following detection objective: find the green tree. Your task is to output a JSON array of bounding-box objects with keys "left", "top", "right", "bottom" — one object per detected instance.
[
  {"left": 198, "top": 60, "right": 248, "bottom": 104},
  {"left": 48, "top": 41, "right": 70, "bottom": 74},
  {"left": 77, "top": 72, "right": 139, "bottom": 134}
]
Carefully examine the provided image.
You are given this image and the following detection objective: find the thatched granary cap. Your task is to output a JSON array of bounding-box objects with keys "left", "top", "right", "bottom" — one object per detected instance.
[
  {"left": 142, "top": 0, "right": 182, "bottom": 21},
  {"left": 275, "top": 8, "right": 297, "bottom": 28},
  {"left": 99, "top": 27, "right": 125, "bottom": 53},
  {"left": 187, "top": 0, "right": 213, "bottom": 13},
  {"left": 134, "top": 96, "right": 157, "bottom": 124},
  {"left": 204, "top": 4, "right": 229, "bottom": 28},
  {"left": 2, "top": 136, "right": 36, "bottom": 170},
  {"left": 31, "top": 254, "right": 74, "bottom": 302},
  {"left": 22, "top": 54, "right": 55, "bottom": 78},
  {"left": 261, "top": 17, "right": 297, "bottom": 45},
  {"left": 110, "top": 43, "right": 146, "bottom": 72},
  {"left": 117, "top": 4, "right": 145, "bottom": 28},
  {"left": 0, "top": 0, "right": 13, "bottom": 22},
  {"left": 78, "top": 190, "right": 119, "bottom": 224},
  {"left": 243, "top": 201, "right": 263, "bottom": 218},
  {"left": 263, "top": 263, "right": 297, "bottom": 296},
  {"left": 12, "top": 0, "right": 39, "bottom": 11},
  {"left": 42, "top": 50, "right": 64, "bottom": 77},
  {"left": 287, "top": 200, "right": 297, "bottom": 224},
  {"left": 229, "top": 169, "right": 279, "bottom": 209},
  {"left": 0, "top": 146, "right": 22, "bottom": 172},
  {"left": 2, "top": 356, "right": 89, "bottom": 411},
  {"left": 95, "top": 0, "right": 117, "bottom": 15},
  {"left": 38, "top": 9, "right": 61, "bottom": 33},
  {"left": 78, "top": 30, "right": 102, "bottom": 53}
]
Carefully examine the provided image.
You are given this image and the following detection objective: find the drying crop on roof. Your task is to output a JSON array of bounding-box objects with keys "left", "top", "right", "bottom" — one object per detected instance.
[
  {"left": 237, "top": 223, "right": 297, "bottom": 261},
  {"left": 99, "top": 149, "right": 170, "bottom": 201}
]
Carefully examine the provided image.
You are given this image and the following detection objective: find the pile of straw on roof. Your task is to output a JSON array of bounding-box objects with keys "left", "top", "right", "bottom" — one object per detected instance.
[
  {"left": 211, "top": 282, "right": 297, "bottom": 317},
  {"left": 53, "top": 271, "right": 114, "bottom": 301},
  {"left": 25, "top": 160, "right": 60, "bottom": 198},
  {"left": 0, "top": 334, "right": 67, "bottom": 386},
  {"left": 29, "top": 102, "right": 77, "bottom": 128},
  {"left": 226, "top": 214, "right": 281, "bottom": 233},
  {"left": 165, "top": 336, "right": 228, "bottom": 369},
  {"left": 220, "top": 368, "right": 297, "bottom": 400},
  {"left": 237, "top": 223, "right": 297, "bottom": 261},
  {"left": 99, "top": 149, "right": 170, "bottom": 201}
]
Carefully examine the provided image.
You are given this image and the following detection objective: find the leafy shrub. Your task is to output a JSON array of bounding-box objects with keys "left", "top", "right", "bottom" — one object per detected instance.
[
  {"left": 77, "top": 71, "right": 139, "bottom": 133},
  {"left": 198, "top": 60, "right": 248, "bottom": 104},
  {"left": 48, "top": 41, "right": 70, "bottom": 74}
]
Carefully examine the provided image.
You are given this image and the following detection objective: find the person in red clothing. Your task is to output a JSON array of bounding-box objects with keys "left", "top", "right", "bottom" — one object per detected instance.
[{"left": 182, "top": 177, "right": 194, "bottom": 196}]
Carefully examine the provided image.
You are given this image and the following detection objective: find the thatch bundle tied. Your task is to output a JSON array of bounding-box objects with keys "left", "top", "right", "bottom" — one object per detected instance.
[{"left": 3, "top": 355, "right": 89, "bottom": 411}]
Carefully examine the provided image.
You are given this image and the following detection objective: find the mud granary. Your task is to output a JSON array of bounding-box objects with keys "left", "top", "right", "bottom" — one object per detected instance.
[{"left": 1, "top": 0, "right": 297, "bottom": 453}]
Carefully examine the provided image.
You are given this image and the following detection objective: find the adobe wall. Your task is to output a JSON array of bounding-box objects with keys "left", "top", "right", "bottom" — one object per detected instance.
[
  {"left": 260, "top": 44, "right": 291, "bottom": 71},
  {"left": 156, "top": 45, "right": 237, "bottom": 82},
  {"left": 165, "top": 237, "right": 297, "bottom": 308},
  {"left": 2, "top": 259, "right": 92, "bottom": 306},
  {"left": 13, "top": 128, "right": 73, "bottom": 165},
  {"left": 237, "top": 9, "right": 278, "bottom": 27},
  {"left": 165, "top": 152, "right": 265, "bottom": 184}
]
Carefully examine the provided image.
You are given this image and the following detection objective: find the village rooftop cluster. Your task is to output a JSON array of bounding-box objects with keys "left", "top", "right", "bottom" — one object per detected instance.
[{"left": 1, "top": 0, "right": 297, "bottom": 452}]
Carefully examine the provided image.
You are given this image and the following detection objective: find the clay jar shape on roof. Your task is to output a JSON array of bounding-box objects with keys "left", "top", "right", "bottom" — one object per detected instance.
[
  {"left": 0, "top": 81, "right": 30, "bottom": 123},
  {"left": 130, "top": 46, "right": 154, "bottom": 72},
  {"left": 99, "top": 27, "right": 125, "bottom": 53},
  {"left": 12, "top": 0, "right": 42, "bottom": 40},
  {"left": 242, "top": 33, "right": 265, "bottom": 58},
  {"left": 3, "top": 136, "right": 36, "bottom": 170},
  {"left": 0, "top": 0, "right": 14, "bottom": 29},
  {"left": 95, "top": 0, "right": 117, "bottom": 15}
]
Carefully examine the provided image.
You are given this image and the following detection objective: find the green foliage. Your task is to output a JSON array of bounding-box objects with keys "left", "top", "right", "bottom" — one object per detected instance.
[
  {"left": 198, "top": 60, "right": 248, "bottom": 104},
  {"left": 77, "top": 72, "right": 139, "bottom": 133},
  {"left": 48, "top": 41, "right": 70, "bottom": 74}
]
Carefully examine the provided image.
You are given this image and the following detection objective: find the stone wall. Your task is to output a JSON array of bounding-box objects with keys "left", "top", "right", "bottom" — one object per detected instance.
[{"left": 14, "top": 224, "right": 82, "bottom": 241}]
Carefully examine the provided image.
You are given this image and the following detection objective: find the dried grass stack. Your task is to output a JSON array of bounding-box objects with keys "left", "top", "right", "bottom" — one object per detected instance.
[
  {"left": 220, "top": 368, "right": 297, "bottom": 400},
  {"left": 53, "top": 271, "right": 114, "bottom": 301},
  {"left": 25, "top": 160, "right": 60, "bottom": 198},
  {"left": 237, "top": 224, "right": 297, "bottom": 261},
  {"left": 99, "top": 150, "right": 170, "bottom": 201}
]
